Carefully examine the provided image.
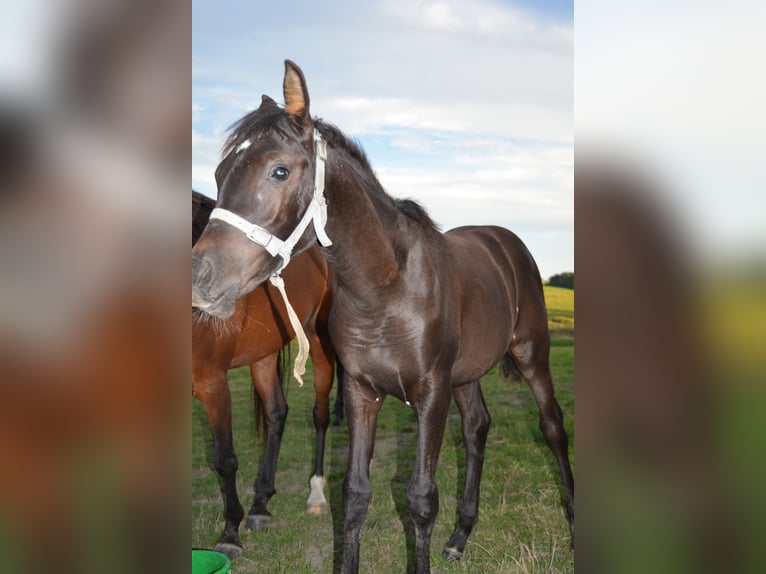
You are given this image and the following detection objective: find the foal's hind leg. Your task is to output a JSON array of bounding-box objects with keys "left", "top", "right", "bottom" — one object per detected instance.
[
  {"left": 246, "top": 353, "right": 288, "bottom": 531},
  {"left": 194, "top": 370, "right": 244, "bottom": 559},
  {"left": 443, "top": 381, "right": 491, "bottom": 561},
  {"left": 512, "top": 343, "right": 575, "bottom": 545}
]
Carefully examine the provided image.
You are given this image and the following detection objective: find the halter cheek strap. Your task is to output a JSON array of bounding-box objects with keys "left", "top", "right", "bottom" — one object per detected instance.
[{"left": 208, "top": 128, "right": 332, "bottom": 385}]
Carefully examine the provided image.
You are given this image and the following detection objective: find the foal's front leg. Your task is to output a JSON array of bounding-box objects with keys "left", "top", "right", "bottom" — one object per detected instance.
[
  {"left": 408, "top": 382, "right": 451, "bottom": 574},
  {"left": 341, "top": 377, "right": 383, "bottom": 574}
]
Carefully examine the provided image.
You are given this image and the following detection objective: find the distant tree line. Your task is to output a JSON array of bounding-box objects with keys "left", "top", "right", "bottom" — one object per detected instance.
[{"left": 548, "top": 272, "right": 574, "bottom": 289}]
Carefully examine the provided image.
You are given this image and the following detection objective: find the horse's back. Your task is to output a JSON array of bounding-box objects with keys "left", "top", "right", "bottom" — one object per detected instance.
[{"left": 450, "top": 223, "right": 544, "bottom": 286}]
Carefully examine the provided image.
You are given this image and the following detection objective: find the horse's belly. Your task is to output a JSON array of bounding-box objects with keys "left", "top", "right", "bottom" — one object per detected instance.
[
  {"left": 450, "top": 325, "right": 511, "bottom": 383},
  {"left": 449, "top": 269, "right": 515, "bottom": 382}
]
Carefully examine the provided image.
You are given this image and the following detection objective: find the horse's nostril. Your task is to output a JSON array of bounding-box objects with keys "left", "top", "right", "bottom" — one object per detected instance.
[{"left": 192, "top": 253, "right": 215, "bottom": 288}]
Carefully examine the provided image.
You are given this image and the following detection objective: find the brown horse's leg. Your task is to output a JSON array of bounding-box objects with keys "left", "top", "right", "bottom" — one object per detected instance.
[
  {"left": 408, "top": 380, "right": 452, "bottom": 574},
  {"left": 246, "top": 353, "right": 287, "bottom": 531},
  {"left": 443, "top": 381, "right": 491, "bottom": 561},
  {"left": 306, "top": 330, "right": 333, "bottom": 514},
  {"left": 341, "top": 376, "right": 383, "bottom": 574},
  {"left": 195, "top": 370, "right": 244, "bottom": 559},
  {"left": 512, "top": 343, "right": 575, "bottom": 546}
]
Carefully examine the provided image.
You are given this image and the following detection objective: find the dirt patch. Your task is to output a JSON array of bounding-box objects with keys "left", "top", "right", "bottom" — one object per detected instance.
[{"left": 304, "top": 544, "right": 323, "bottom": 571}]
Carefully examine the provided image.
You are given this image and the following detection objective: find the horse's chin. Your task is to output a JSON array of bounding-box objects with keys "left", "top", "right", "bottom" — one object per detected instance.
[
  {"left": 240, "top": 268, "right": 278, "bottom": 298},
  {"left": 191, "top": 285, "right": 238, "bottom": 319},
  {"left": 193, "top": 302, "right": 235, "bottom": 320}
]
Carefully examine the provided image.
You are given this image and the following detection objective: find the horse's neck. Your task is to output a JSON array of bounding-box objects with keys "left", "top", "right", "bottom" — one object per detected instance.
[{"left": 322, "top": 152, "right": 400, "bottom": 298}]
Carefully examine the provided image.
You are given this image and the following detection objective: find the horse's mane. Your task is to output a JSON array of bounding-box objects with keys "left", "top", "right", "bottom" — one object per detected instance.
[
  {"left": 315, "top": 120, "right": 439, "bottom": 231},
  {"left": 192, "top": 190, "right": 216, "bottom": 246},
  {"left": 394, "top": 198, "right": 439, "bottom": 230},
  {"left": 220, "top": 106, "right": 439, "bottom": 232}
]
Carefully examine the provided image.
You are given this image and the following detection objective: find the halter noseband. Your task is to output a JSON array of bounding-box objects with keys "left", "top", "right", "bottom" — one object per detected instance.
[{"left": 208, "top": 128, "right": 332, "bottom": 274}]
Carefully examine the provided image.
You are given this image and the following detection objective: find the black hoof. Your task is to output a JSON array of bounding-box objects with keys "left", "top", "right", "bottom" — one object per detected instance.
[
  {"left": 214, "top": 542, "right": 243, "bottom": 561},
  {"left": 245, "top": 514, "right": 271, "bottom": 531},
  {"left": 442, "top": 546, "right": 462, "bottom": 561}
]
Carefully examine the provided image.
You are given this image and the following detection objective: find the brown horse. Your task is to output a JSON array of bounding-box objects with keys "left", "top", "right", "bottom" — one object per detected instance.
[
  {"left": 192, "top": 62, "right": 574, "bottom": 574},
  {"left": 192, "top": 190, "right": 342, "bottom": 560}
]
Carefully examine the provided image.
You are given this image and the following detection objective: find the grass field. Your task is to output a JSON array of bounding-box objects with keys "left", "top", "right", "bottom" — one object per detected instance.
[{"left": 192, "top": 286, "right": 574, "bottom": 573}]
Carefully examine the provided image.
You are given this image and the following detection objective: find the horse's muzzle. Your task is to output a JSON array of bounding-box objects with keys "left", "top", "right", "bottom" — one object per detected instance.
[{"left": 192, "top": 254, "right": 238, "bottom": 318}]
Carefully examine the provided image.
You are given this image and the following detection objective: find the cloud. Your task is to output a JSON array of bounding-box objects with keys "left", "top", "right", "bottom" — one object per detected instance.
[
  {"left": 380, "top": 0, "right": 572, "bottom": 48},
  {"left": 376, "top": 140, "right": 573, "bottom": 231},
  {"left": 322, "top": 97, "right": 571, "bottom": 142}
]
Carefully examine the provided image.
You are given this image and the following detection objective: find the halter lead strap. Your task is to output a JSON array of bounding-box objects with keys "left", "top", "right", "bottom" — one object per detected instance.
[{"left": 208, "top": 128, "right": 332, "bottom": 385}]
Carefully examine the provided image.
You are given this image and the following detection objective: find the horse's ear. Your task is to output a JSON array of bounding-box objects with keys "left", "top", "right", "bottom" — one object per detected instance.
[
  {"left": 261, "top": 94, "right": 277, "bottom": 107},
  {"left": 283, "top": 60, "right": 310, "bottom": 119}
]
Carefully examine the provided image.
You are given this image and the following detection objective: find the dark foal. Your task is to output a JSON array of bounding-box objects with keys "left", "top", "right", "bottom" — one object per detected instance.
[
  {"left": 192, "top": 191, "right": 342, "bottom": 559},
  {"left": 192, "top": 62, "right": 574, "bottom": 573}
]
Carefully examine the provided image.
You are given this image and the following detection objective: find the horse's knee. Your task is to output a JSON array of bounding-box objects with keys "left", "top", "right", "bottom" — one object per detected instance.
[
  {"left": 407, "top": 478, "right": 439, "bottom": 527},
  {"left": 343, "top": 475, "right": 371, "bottom": 528},
  {"left": 343, "top": 473, "right": 371, "bottom": 503},
  {"left": 313, "top": 401, "right": 330, "bottom": 430},
  {"left": 266, "top": 401, "right": 288, "bottom": 431},
  {"left": 213, "top": 450, "right": 238, "bottom": 477}
]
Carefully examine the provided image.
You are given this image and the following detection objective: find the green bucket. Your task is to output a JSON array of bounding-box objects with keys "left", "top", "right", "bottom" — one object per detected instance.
[{"left": 192, "top": 549, "right": 232, "bottom": 574}]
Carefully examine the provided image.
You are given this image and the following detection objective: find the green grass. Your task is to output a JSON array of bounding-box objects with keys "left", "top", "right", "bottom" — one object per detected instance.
[
  {"left": 543, "top": 286, "right": 574, "bottom": 343},
  {"left": 193, "top": 289, "right": 574, "bottom": 573}
]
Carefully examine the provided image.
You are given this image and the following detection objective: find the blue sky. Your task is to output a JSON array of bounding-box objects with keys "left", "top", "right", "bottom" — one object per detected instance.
[{"left": 193, "top": 0, "right": 573, "bottom": 278}]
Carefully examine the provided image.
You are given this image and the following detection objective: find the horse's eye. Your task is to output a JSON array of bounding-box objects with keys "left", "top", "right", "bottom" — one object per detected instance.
[{"left": 270, "top": 166, "right": 290, "bottom": 181}]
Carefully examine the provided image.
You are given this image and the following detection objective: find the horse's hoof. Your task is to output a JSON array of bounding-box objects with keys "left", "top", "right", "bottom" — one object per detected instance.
[
  {"left": 245, "top": 514, "right": 271, "bottom": 531},
  {"left": 306, "top": 502, "right": 329, "bottom": 515},
  {"left": 442, "top": 546, "right": 463, "bottom": 561},
  {"left": 214, "top": 542, "right": 243, "bottom": 561}
]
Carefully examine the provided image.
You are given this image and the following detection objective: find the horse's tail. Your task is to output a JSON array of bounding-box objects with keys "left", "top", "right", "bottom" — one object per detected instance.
[
  {"left": 253, "top": 343, "right": 292, "bottom": 444},
  {"left": 500, "top": 352, "right": 523, "bottom": 382}
]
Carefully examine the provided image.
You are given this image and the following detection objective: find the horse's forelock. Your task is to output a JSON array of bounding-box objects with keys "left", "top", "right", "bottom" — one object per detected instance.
[{"left": 221, "top": 104, "right": 293, "bottom": 159}]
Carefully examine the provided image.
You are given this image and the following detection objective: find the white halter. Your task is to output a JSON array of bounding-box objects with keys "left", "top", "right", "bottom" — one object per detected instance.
[
  {"left": 208, "top": 128, "right": 332, "bottom": 385},
  {"left": 209, "top": 128, "right": 332, "bottom": 273}
]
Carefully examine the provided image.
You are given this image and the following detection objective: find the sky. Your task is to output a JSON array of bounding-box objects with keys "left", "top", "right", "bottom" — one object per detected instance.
[
  {"left": 192, "top": 0, "right": 574, "bottom": 278},
  {"left": 576, "top": 1, "right": 766, "bottom": 265}
]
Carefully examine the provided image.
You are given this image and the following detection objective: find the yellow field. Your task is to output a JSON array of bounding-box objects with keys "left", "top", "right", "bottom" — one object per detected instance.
[{"left": 543, "top": 285, "right": 574, "bottom": 341}]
